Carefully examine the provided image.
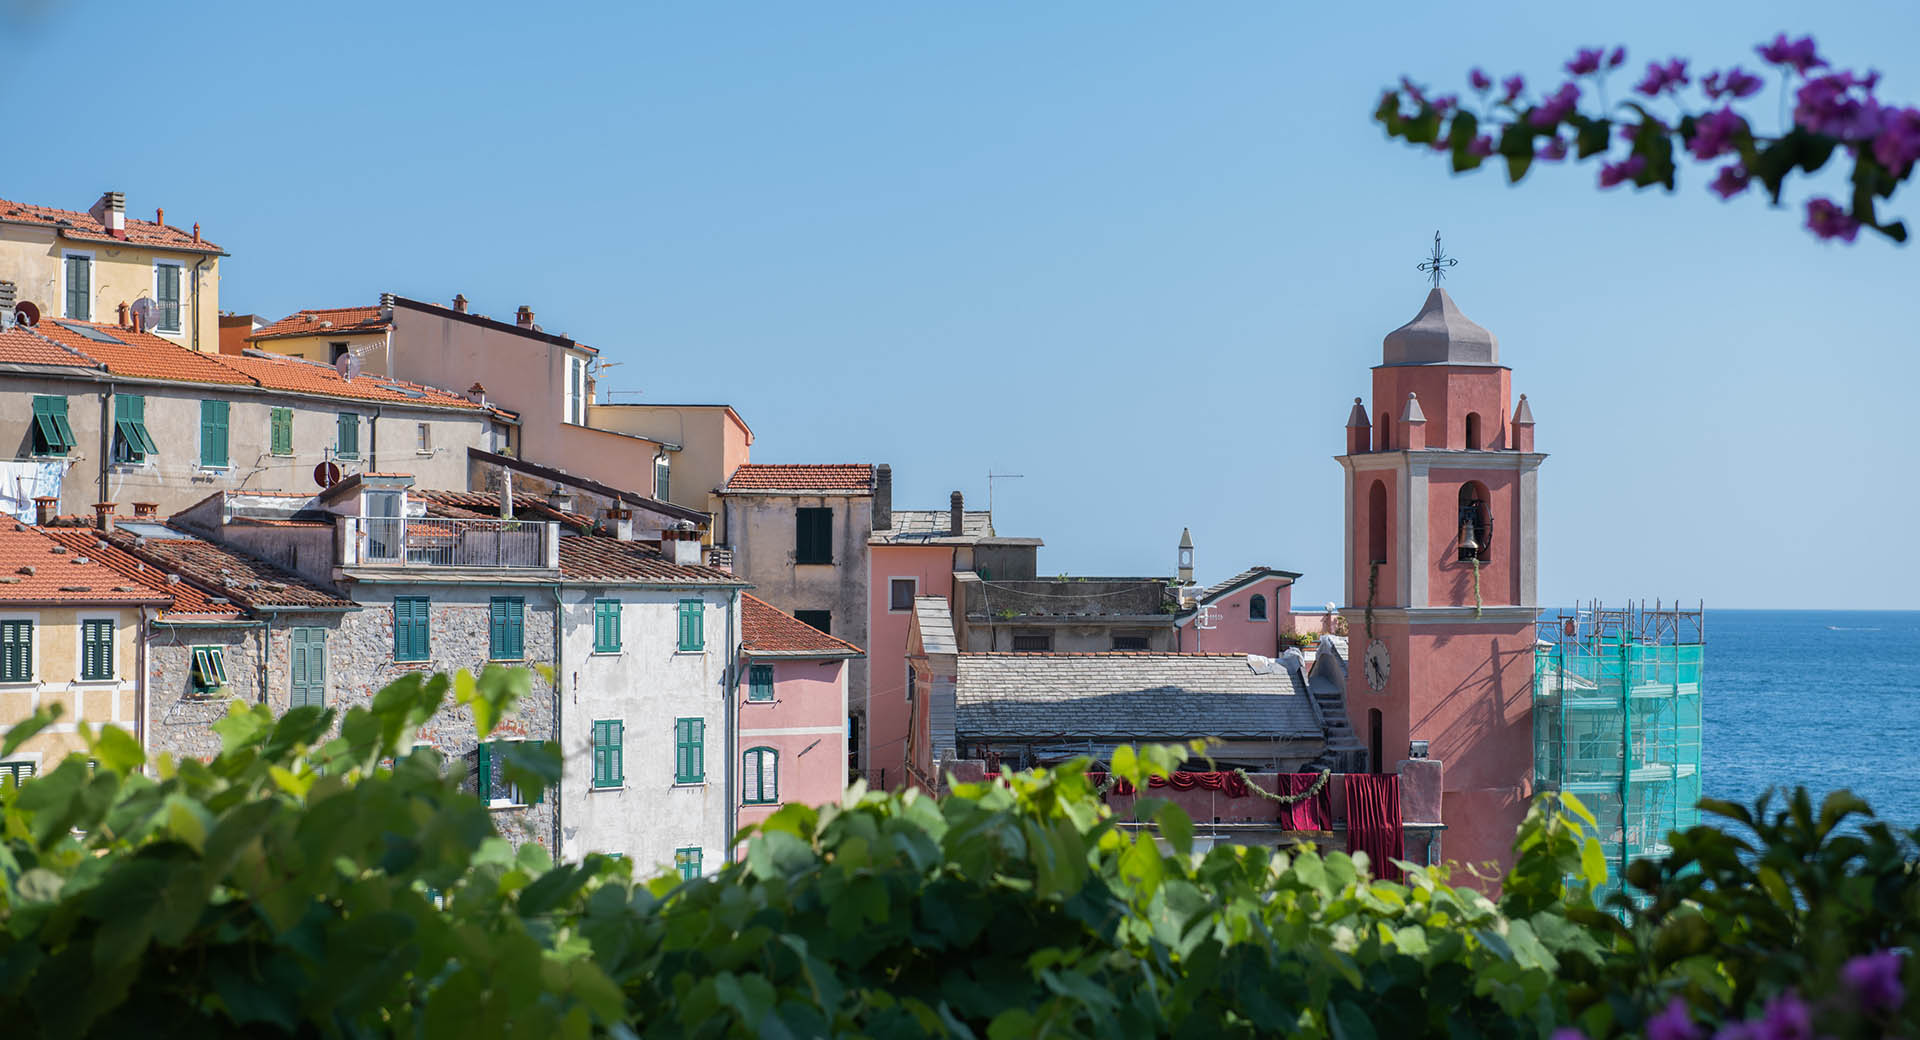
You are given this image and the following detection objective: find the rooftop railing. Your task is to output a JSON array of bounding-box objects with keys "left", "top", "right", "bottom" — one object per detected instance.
[{"left": 341, "top": 516, "right": 557, "bottom": 569}]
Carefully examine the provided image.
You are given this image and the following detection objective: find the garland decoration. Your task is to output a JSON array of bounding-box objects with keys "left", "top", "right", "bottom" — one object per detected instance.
[
  {"left": 1472, "top": 555, "right": 1483, "bottom": 618},
  {"left": 1092, "top": 768, "right": 1332, "bottom": 805}
]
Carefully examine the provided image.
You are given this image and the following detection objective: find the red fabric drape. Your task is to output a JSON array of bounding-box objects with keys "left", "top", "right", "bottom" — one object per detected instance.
[
  {"left": 1343, "top": 772, "right": 1404, "bottom": 882},
  {"left": 1263, "top": 773, "right": 1333, "bottom": 831},
  {"left": 1085, "top": 771, "right": 1251, "bottom": 798}
]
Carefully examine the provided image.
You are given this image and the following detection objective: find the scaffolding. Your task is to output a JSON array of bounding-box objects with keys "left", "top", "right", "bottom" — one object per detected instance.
[{"left": 1534, "top": 600, "right": 1704, "bottom": 898}]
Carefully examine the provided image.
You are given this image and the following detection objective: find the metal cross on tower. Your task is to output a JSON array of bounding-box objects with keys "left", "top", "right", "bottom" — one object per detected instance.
[{"left": 1417, "top": 231, "right": 1458, "bottom": 287}]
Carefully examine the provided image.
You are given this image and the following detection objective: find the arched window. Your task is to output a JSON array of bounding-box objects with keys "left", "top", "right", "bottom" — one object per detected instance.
[
  {"left": 743, "top": 746, "right": 779, "bottom": 804},
  {"left": 1465, "top": 412, "right": 1482, "bottom": 450},
  {"left": 1376, "top": 411, "right": 1392, "bottom": 451},
  {"left": 1367, "top": 480, "right": 1388, "bottom": 564},
  {"left": 1457, "top": 481, "right": 1492, "bottom": 562},
  {"left": 1249, "top": 594, "right": 1268, "bottom": 621},
  {"left": 1368, "top": 709, "right": 1384, "bottom": 774}
]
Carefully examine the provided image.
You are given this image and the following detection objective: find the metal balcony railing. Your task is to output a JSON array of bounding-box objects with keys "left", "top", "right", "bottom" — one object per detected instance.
[{"left": 344, "top": 516, "right": 554, "bottom": 569}]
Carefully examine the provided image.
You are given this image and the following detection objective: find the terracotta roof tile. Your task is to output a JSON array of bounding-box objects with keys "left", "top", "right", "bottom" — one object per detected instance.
[
  {"left": 249, "top": 307, "right": 391, "bottom": 343},
  {"left": 216, "top": 351, "right": 482, "bottom": 409},
  {"left": 741, "top": 593, "right": 864, "bottom": 656},
  {"left": 0, "top": 523, "right": 171, "bottom": 604},
  {"left": 30, "top": 319, "right": 252, "bottom": 384},
  {"left": 417, "top": 490, "right": 598, "bottom": 533},
  {"left": 102, "top": 524, "right": 353, "bottom": 611},
  {"left": 37, "top": 527, "right": 245, "bottom": 622},
  {"left": 0, "top": 196, "right": 222, "bottom": 253},
  {"left": 557, "top": 536, "right": 748, "bottom": 586},
  {"left": 0, "top": 325, "right": 94, "bottom": 368},
  {"left": 723, "top": 464, "right": 874, "bottom": 493}
]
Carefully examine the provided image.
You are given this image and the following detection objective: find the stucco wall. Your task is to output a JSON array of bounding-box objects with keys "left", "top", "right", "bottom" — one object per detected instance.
[
  {"left": 558, "top": 587, "right": 735, "bottom": 877},
  {"left": 0, "top": 605, "right": 140, "bottom": 770},
  {"left": 248, "top": 331, "right": 384, "bottom": 365},
  {"left": 0, "top": 224, "right": 221, "bottom": 351},
  {"left": 1425, "top": 468, "right": 1519, "bottom": 608},
  {"left": 1180, "top": 577, "right": 1295, "bottom": 654},
  {"left": 1372, "top": 365, "right": 1511, "bottom": 452},
  {"left": 586, "top": 404, "right": 753, "bottom": 515},
  {"left": 868, "top": 544, "right": 953, "bottom": 790},
  {"left": 737, "top": 656, "right": 849, "bottom": 832}
]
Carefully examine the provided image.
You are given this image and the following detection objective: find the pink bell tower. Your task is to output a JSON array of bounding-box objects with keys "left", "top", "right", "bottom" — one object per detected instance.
[{"left": 1337, "top": 272, "right": 1545, "bottom": 882}]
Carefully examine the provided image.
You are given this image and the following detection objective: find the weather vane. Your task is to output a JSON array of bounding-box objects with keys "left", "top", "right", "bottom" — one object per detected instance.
[{"left": 1417, "top": 231, "right": 1458, "bottom": 288}]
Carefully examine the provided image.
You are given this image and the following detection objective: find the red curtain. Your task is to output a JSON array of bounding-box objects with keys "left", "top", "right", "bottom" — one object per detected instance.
[
  {"left": 1261, "top": 773, "right": 1332, "bottom": 831},
  {"left": 1343, "top": 772, "right": 1404, "bottom": 882}
]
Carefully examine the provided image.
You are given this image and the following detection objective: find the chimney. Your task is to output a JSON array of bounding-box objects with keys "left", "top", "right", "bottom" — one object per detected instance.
[
  {"left": 132, "top": 502, "right": 159, "bottom": 518},
  {"left": 547, "top": 484, "right": 574, "bottom": 514},
  {"left": 117, "top": 301, "right": 130, "bottom": 327},
  {"left": 192, "top": 223, "right": 200, "bottom": 243},
  {"left": 949, "top": 491, "right": 963, "bottom": 537},
  {"left": 33, "top": 496, "right": 57, "bottom": 526},
  {"left": 156, "top": 207, "right": 165, "bottom": 227},
  {"left": 516, "top": 305, "right": 534, "bottom": 329},
  {"left": 0, "top": 282, "right": 15, "bottom": 326},
  {"left": 872, "top": 463, "right": 892, "bottom": 532},
  {"left": 662, "top": 523, "right": 703, "bottom": 566},
  {"left": 602, "top": 505, "right": 634, "bottom": 541},
  {"left": 91, "top": 192, "right": 126, "bottom": 238},
  {"left": 466, "top": 382, "right": 487, "bottom": 406},
  {"left": 453, "top": 294, "right": 468, "bottom": 314},
  {"left": 93, "top": 502, "right": 116, "bottom": 533}
]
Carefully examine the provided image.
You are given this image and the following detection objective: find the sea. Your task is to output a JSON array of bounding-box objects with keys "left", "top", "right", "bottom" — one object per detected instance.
[{"left": 1702, "top": 609, "right": 1920, "bottom": 828}]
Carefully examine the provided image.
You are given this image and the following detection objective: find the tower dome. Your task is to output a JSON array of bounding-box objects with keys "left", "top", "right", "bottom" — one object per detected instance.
[{"left": 1382, "top": 288, "right": 1499, "bottom": 366}]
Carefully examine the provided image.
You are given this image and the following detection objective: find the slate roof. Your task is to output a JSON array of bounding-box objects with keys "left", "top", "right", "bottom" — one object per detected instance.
[
  {"left": 0, "top": 196, "right": 223, "bottom": 253},
  {"left": 741, "top": 594, "right": 864, "bottom": 657},
  {"left": 1197, "top": 565, "right": 1302, "bottom": 604},
  {"left": 37, "top": 527, "right": 245, "bottom": 622},
  {"left": 0, "top": 522, "right": 171, "bottom": 605},
  {"left": 723, "top": 464, "right": 873, "bottom": 494},
  {"left": 557, "top": 536, "right": 749, "bottom": 587},
  {"left": 954, "top": 652, "right": 1321, "bottom": 742},
  {"left": 249, "top": 307, "right": 391, "bottom": 343},
  {"left": 94, "top": 524, "right": 354, "bottom": 611},
  {"left": 913, "top": 596, "right": 957, "bottom": 656},
  {"left": 870, "top": 510, "right": 1006, "bottom": 545}
]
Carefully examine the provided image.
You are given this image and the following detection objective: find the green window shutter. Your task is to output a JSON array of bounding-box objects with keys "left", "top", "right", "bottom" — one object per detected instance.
[
  {"left": 115, "top": 394, "right": 156, "bottom": 462},
  {"left": 490, "top": 597, "right": 523, "bottom": 659},
  {"left": 337, "top": 413, "right": 359, "bottom": 458},
  {"left": 291, "top": 628, "right": 326, "bottom": 708},
  {"left": 31, "top": 397, "right": 74, "bottom": 456},
  {"left": 654, "top": 460, "right": 670, "bottom": 502},
  {"left": 156, "top": 264, "right": 182, "bottom": 332},
  {"left": 592, "top": 719, "right": 623, "bottom": 788},
  {"left": 593, "top": 599, "right": 621, "bottom": 653},
  {"left": 675, "top": 847, "right": 702, "bottom": 880},
  {"left": 743, "top": 747, "right": 779, "bottom": 804},
  {"left": 674, "top": 717, "right": 705, "bottom": 783},
  {"left": 748, "top": 664, "right": 774, "bottom": 702},
  {"left": 394, "top": 598, "right": 430, "bottom": 662},
  {"left": 200, "top": 400, "right": 229, "bottom": 467},
  {"left": 677, "top": 599, "right": 704, "bottom": 652},
  {"left": 1, "top": 621, "right": 30, "bottom": 682},
  {"left": 66, "top": 255, "right": 89, "bottom": 319},
  {"left": 82, "top": 620, "right": 112, "bottom": 680},
  {"left": 475, "top": 742, "right": 491, "bottom": 802},
  {"left": 270, "top": 408, "right": 293, "bottom": 456},
  {"left": 795, "top": 508, "right": 833, "bottom": 564}
]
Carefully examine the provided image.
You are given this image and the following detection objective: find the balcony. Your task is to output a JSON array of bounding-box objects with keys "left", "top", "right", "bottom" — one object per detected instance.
[{"left": 339, "top": 516, "right": 559, "bottom": 571}]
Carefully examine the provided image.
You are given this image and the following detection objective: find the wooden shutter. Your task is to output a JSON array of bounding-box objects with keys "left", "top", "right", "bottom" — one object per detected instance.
[
  {"left": 338, "top": 413, "right": 359, "bottom": 458},
  {"left": 270, "top": 408, "right": 292, "bottom": 456},
  {"left": 0, "top": 621, "right": 29, "bottom": 682},
  {"left": 677, "top": 599, "right": 703, "bottom": 651},
  {"left": 156, "top": 264, "right": 182, "bottom": 331},
  {"left": 749, "top": 664, "right": 773, "bottom": 701},
  {"left": 291, "top": 628, "right": 326, "bottom": 708},
  {"left": 594, "top": 599, "right": 620, "bottom": 653},
  {"left": 475, "top": 742, "right": 491, "bottom": 802},
  {"left": 200, "top": 400, "right": 229, "bottom": 467},
  {"left": 395, "top": 598, "right": 429, "bottom": 661},
  {"left": 82, "top": 619, "right": 111, "bottom": 680},
  {"left": 490, "top": 598, "right": 523, "bottom": 659},
  {"left": 66, "top": 256, "right": 88, "bottom": 318}
]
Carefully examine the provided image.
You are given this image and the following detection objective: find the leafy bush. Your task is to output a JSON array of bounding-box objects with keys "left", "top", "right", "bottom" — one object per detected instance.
[{"left": 0, "top": 669, "right": 1914, "bottom": 1037}]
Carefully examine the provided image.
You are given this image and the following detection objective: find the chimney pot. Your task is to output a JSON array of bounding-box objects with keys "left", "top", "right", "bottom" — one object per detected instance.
[
  {"left": 156, "top": 207, "right": 165, "bottom": 226},
  {"left": 93, "top": 502, "right": 116, "bottom": 533},
  {"left": 132, "top": 502, "right": 158, "bottom": 518},
  {"left": 872, "top": 463, "right": 893, "bottom": 532},
  {"left": 93, "top": 192, "right": 126, "bottom": 238},
  {"left": 949, "top": 490, "right": 963, "bottom": 537},
  {"left": 117, "top": 301, "right": 130, "bottom": 327},
  {"left": 192, "top": 222, "right": 200, "bottom": 242},
  {"left": 33, "top": 496, "right": 57, "bottom": 527},
  {"left": 516, "top": 305, "right": 534, "bottom": 329},
  {"left": 453, "top": 294, "right": 468, "bottom": 313}
]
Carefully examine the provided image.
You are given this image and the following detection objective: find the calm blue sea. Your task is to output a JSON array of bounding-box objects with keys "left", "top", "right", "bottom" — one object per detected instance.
[{"left": 1702, "top": 609, "right": 1920, "bottom": 826}]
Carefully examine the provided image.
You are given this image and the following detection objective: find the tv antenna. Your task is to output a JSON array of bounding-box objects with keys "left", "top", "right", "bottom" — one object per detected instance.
[{"left": 987, "top": 471, "right": 1023, "bottom": 515}]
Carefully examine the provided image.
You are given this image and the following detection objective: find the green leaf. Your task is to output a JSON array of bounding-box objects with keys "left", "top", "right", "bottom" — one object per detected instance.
[
  {"left": 1154, "top": 801, "right": 1193, "bottom": 859},
  {"left": 1, "top": 706, "right": 61, "bottom": 758},
  {"left": 89, "top": 724, "right": 145, "bottom": 776}
]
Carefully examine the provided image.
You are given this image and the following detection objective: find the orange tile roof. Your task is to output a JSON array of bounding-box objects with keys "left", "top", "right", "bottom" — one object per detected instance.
[
  {"left": 741, "top": 593, "right": 865, "bottom": 657},
  {"left": 0, "top": 325, "right": 94, "bottom": 368},
  {"left": 214, "top": 352, "right": 482, "bottom": 409},
  {"left": 37, "top": 527, "right": 244, "bottom": 622},
  {"left": 0, "top": 522, "right": 171, "bottom": 605},
  {"left": 31, "top": 319, "right": 252, "bottom": 384},
  {"left": 556, "top": 536, "right": 749, "bottom": 586},
  {"left": 723, "top": 464, "right": 874, "bottom": 493},
  {"left": 0, "top": 196, "right": 221, "bottom": 253},
  {"left": 103, "top": 524, "right": 354, "bottom": 611},
  {"left": 249, "top": 307, "right": 391, "bottom": 343}
]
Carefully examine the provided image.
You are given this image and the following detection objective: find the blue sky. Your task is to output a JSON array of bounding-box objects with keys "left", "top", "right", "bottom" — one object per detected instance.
[{"left": 7, "top": 1, "right": 1916, "bottom": 608}]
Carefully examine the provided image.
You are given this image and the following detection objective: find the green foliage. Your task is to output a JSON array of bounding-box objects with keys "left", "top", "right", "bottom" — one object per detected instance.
[{"left": 1, "top": 668, "right": 1915, "bottom": 1036}]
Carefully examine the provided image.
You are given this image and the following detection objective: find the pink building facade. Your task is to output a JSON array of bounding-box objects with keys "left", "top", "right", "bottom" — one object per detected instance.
[
  {"left": 1175, "top": 567, "right": 1302, "bottom": 655},
  {"left": 736, "top": 595, "right": 864, "bottom": 835}
]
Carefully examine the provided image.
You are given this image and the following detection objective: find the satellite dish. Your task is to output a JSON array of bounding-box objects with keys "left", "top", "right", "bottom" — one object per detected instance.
[
  {"left": 130, "top": 298, "right": 156, "bottom": 329},
  {"left": 335, "top": 352, "right": 362, "bottom": 381},
  {"left": 14, "top": 301, "right": 38, "bottom": 327}
]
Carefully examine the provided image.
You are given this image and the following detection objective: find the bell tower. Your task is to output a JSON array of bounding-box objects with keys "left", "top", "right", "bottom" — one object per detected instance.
[{"left": 1337, "top": 281, "right": 1546, "bottom": 881}]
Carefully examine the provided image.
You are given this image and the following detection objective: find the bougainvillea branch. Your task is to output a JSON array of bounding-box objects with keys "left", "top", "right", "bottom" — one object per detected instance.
[{"left": 1375, "top": 34, "right": 1917, "bottom": 244}]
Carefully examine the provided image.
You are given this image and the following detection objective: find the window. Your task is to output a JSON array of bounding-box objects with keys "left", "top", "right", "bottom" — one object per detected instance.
[
  {"left": 742, "top": 746, "right": 778, "bottom": 804},
  {"left": 64, "top": 253, "right": 90, "bottom": 319},
  {"left": 674, "top": 717, "right": 705, "bottom": 783},
  {"left": 795, "top": 507, "right": 833, "bottom": 565},
  {"left": 1368, "top": 709, "right": 1384, "bottom": 774},
  {"left": 154, "top": 262, "right": 182, "bottom": 332},
  {"left": 653, "top": 455, "right": 670, "bottom": 501},
  {"left": 1457, "top": 482, "right": 1492, "bottom": 563},
  {"left": 489, "top": 597, "right": 525, "bottom": 660},
  {"left": 1465, "top": 412, "right": 1483, "bottom": 451},
  {"left": 474, "top": 740, "right": 538, "bottom": 807},
  {"left": 748, "top": 663, "right": 774, "bottom": 702},
  {"left": 269, "top": 407, "right": 293, "bottom": 456},
  {"left": 676, "top": 599, "right": 705, "bottom": 651},
  {"left": 199, "top": 400, "right": 229, "bottom": 468},
  {"left": 80, "top": 619, "right": 113, "bottom": 680},
  {"left": 1011, "top": 631, "right": 1052, "bottom": 652},
  {"left": 847, "top": 714, "right": 862, "bottom": 775},
  {"left": 0, "top": 760, "right": 33, "bottom": 787},
  {"left": 563, "top": 355, "right": 587, "bottom": 425},
  {"left": 393, "top": 597, "right": 430, "bottom": 662},
  {"left": 592, "top": 599, "right": 622, "bottom": 653},
  {"left": 591, "top": 719, "right": 623, "bottom": 788},
  {"left": 30, "top": 396, "right": 76, "bottom": 457},
  {"left": 794, "top": 610, "right": 830, "bottom": 635},
  {"left": 1367, "top": 480, "right": 1388, "bottom": 565},
  {"left": 1376, "top": 411, "right": 1391, "bottom": 452},
  {"left": 0, "top": 620, "right": 32, "bottom": 682},
  {"left": 889, "top": 578, "right": 916, "bottom": 612},
  {"left": 674, "top": 847, "right": 703, "bottom": 880},
  {"left": 1111, "top": 634, "right": 1150, "bottom": 651},
  {"left": 416, "top": 423, "right": 432, "bottom": 454},
  {"left": 1249, "top": 594, "right": 1269, "bottom": 621},
  {"left": 113, "top": 394, "right": 157, "bottom": 463},
  {"left": 189, "top": 646, "right": 229, "bottom": 694},
  {"left": 290, "top": 628, "right": 327, "bottom": 708},
  {"left": 337, "top": 413, "right": 360, "bottom": 459},
  {"left": 329, "top": 342, "right": 349, "bottom": 363}
]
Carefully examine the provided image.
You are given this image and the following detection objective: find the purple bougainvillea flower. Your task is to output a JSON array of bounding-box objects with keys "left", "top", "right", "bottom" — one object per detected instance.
[
  {"left": 1704, "top": 66, "right": 1766, "bottom": 100},
  {"left": 1635, "top": 58, "right": 1690, "bottom": 97},
  {"left": 1434, "top": 94, "right": 1458, "bottom": 114},
  {"left": 1607, "top": 46, "right": 1627, "bottom": 69},
  {"left": 1806, "top": 197, "right": 1858, "bottom": 240},
  {"left": 1795, "top": 72, "right": 1884, "bottom": 137},
  {"left": 1550, "top": 1030, "right": 1585, "bottom": 1040},
  {"left": 1842, "top": 950, "right": 1906, "bottom": 1015},
  {"left": 1647, "top": 998, "right": 1703, "bottom": 1040},
  {"left": 1400, "top": 76, "right": 1428, "bottom": 106},
  {"left": 1469, "top": 67, "right": 1493, "bottom": 91},
  {"left": 1709, "top": 162, "right": 1751, "bottom": 199},
  {"left": 1502, "top": 73, "right": 1525, "bottom": 103},
  {"left": 1689, "top": 107, "right": 1747, "bottom": 160},
  {"left": 1469, "top": 134, "right": 1495, "bottom": 157},
  {"left": 1597, "top": 155, "right": 1646, "bottom": 188},
  {"left": 1527, "top": 81, "right": 1581, "bottom": 128},
  {"left": 1712, "top": 1025, "right": 1760, "bottom": 1040},
  {"left": 1537, "top": 137, "right": 1570, "bottom": 161},
  {"left": 1874, "top": 106, "right": 1920, "bottom": 174},
  {"left": 1757, "top": 33, "right": 1827, "bottom": 76},
  {"left": 1567, "top": 47, "right": 1605, "bottom": 76},
  {"left": 1755, "top": 991, "right": 1813, "bottom": 1040}
]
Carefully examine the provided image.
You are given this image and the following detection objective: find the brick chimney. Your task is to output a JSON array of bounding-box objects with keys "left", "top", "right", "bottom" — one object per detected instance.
[
  {"left": 132, "top": 502, "right": 158, "bottom": 518},
  {"left": 33, "top": 497, "right": 57, "bottom": 527},
  {"left": 949, "top": 491, "right": 963, "bottom": 537},
  {"left": 515, "top": 305, "right": 534, "bottom": 329},
  {"left": 93, "top": 502, "right": 116, "bottom": 533},
  {"left": 91, "top": 192, "right": 126, "bottom": 238},
  {"left": 872, "top": 463, "right": 892, "bottom": 532},
  {"left": 453, "top": 294, "right": 468, "bottom": 314},
  {"left": 662, "top": 523, "right": 703, "bottom": 566}
]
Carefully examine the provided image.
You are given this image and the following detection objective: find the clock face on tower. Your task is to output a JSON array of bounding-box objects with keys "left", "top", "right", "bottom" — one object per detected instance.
[{"left": 1363, "top": 639, "right": 1391, "bottom": 691}]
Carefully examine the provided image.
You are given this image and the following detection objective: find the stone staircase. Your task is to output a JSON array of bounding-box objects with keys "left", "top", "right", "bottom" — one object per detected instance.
[{"left": 1299, "top": 637, "right": 1367, "bottom": 773}]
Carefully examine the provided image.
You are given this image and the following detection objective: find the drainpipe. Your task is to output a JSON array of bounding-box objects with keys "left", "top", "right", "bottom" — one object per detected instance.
[
  {"left": 370, "top": 405, "right": 382, "bottom": 472},
  {"left": 724, "top": 588, "right": 739, "bottom": 854},
  {"left": 259, "top": 609, "right": 273, "bottom": 705},
  {"left": 99, "top": 383, "right": 113, "bottom": 507},
  {"left": 136, "top": 605, "right": 149, "bottom": 761},
  {"left": 191, "top": 258, "right": 211, "bottom": 352},
  {"left": 550, "top": 582, "right": 564, "bottom": 859}
]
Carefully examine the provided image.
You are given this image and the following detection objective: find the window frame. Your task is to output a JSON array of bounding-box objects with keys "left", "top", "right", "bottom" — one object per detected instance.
[
  {"left": 152, "top": 260, "right": 183, "bottom": 334},
  {"left": 0, "top": 619, "right": 34, "bottom": 683},
  {"left": 29, "top": 396, "right": 76, "bottom": 457},
  {"left": 794, "top": 507, "right": 833, "bottom": 565},
  {"left": 1248, "top": 594, "right": 1269, "bottom": 621},
  {"left": 78, "top": 616, "right": 115, "bottom": 681},
  {"left": 62, "top": 251, "right": 92, "bottom": 321},
  {"left": 1010, "top": 631, "right": 1053, "bottom": 653},
  {"left": 416, "top": 422, "right": 432, "bottom": 455},
  {"left": 591, "top": 718, "right": 624, "bottom": 789},
  {"left": 592, "top": 598, "right": 623, "bottom": 654},
  {"left": 674, "top": 846, "right": 703, "bottom": 880},
  {"left": 393, "top": 597, "right": 431, "bottom": 663},
  {"left": 741, "top": 746, "right": 779, "bottom": 805},
  {"left": 336, "top": 412, "right": 360, "bottom": 459},
  {"left": 675, "top": 598, "right": 704, "bottom": 652},
  {"left": 0, "top": 758, "right": 36, "bottom": 788},
  {"left": 290, "top": 627, "right": 327, "bottom": 709},
  {"left": 269, "top": 407, "right": 294, "bottom": 457},
  {"left": 1111, "top": 633, "right": 1150, "bottom": 651},
  {"left": 673, "top": 716, "right": 706, "bottom": 784},
  {"left": 199, "top": 399, "right": 230, "bottom": 469},
  {"left": 474, "top": 739, "right": 538, "bottom": 808},
  {"left": 747, "top": 663, "right": 774, "bottom": 702},
  {"left": 112, "top": 393, "right": 157, "bottom": 464},
  {"left": 489, "top": 596, "right": 526, "bottom": 661},
  {"left": 653, "top": 454, "right": 670, "bottom": 501},
  {"left": 188, "top": 645, "right": 229, "bottom": 694},
  {"left": 888, "top": 577, "right": 917, "bottom": 613}
]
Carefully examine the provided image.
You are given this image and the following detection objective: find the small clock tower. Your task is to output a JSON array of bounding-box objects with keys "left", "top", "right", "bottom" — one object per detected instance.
[{"left": 1337, "top": 274, "right": 1545, "bottom": 879}]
